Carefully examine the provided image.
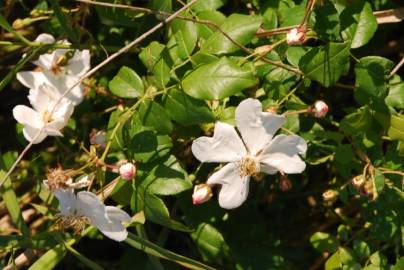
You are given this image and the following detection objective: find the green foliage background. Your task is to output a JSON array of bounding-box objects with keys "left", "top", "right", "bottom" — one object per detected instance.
[{"left": 0, "top": 0, "right": 403, "bottom": 269}]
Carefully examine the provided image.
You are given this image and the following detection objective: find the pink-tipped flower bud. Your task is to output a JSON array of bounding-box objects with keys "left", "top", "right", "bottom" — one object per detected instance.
[
  {"left": 312, "top": 100, "right": 328, "bottom": 118},
  {"left": 286, "top": 27, "right": 306, "bottom": 45},
  {"left": 192, "top": 184, "right": 213, "bottom": 205},
  {"left": 279, "top": 176, "right": 293, "bottom": 192},
  {"left": 119, "top": 162, "right": 136, "bottom": 180}
]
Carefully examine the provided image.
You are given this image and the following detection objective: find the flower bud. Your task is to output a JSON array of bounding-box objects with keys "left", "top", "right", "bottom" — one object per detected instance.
[
  {"left": 254, "top": 45, "right": 272, "bottom": 56},
  {"left": 279, "top": 176, "right": 292, "bottom": 191},
  {"left": 12, "top": 19, "right": 25, "bottom": 30},
  {"left": 352, "top": 175, "right": 365, "bottom": 189},
  {"left": 192, "top": 184, "right": 213, "bottom": 205},
  {"left": 322, "top": 189, "right": 338, "bottom": 206},
  {"left": 119, "top": 162, "right": 136, "bottom": 180},
  {"left": 286, "top": 27, "right": 306, "bottom": 45},
  {"left": 312, "top": 100, "right": 328, "bottom": 118}
]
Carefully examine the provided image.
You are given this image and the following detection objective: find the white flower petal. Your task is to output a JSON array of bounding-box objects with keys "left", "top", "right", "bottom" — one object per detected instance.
[
  {"left": 94, "top": 206, "right": 131, "bottom": 242},
  {"left": 235, "top": 98, "right": 285, "bottom": 155},
  {"left": 68, "top": 50, "right": 90, "bottom": 77},
  {"left": 53, "top": 189, "right": 77, "bottom": 216},
  {"left": 16, "top": 71, "right": 47, "bottom": 90},
  {"left": 76, "top": 191, "right": 106, "bottom": 220},
  {"left": 207, "top": 163, "right": 250, "bottom": 209},
  {"left": 22, "top": 125, "right": 47, "bottom": 144},
  {"left": 33, "top": 53, "right": 55, "bottom": 70},
  {"left": 192, "top": 122, "right": 246, "bottom": 163},
  {"left": 35, "top": 33, "right": 55, "bottom": 44},
  {"left": 260, "top": 164, "right": 278, "bottom": 175},
  {"left": 260, "top": 134, "right": 307, "bottom": 174},
  {"left": 13, "top": 105, "right": 40, "bottom": 126}
]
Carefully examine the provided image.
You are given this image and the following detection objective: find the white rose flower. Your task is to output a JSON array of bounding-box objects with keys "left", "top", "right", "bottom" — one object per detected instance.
[
  {"left": 53, "top": 189, "right": 131, "bottom": 242},
  {"left": 191, "top": 98, "right": 307, "bottom": 209},
  {"left": 13, "top": 83, "right": 74, "bottom": 144},
  {"left": 16, "top": 33, "right": 90, "bottom": 105}
]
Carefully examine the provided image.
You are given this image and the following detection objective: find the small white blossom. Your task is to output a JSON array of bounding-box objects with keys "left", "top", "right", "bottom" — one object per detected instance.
[
  {"left": 53, "top": 189, "right": 131, "bottom": 242},
  {"left": 16, "top": 33, "right": 90, "bottom": 105},
  {"left": 13, "top": 83, "right": 74, "bottom": 144},
  {"left": 119, "top": 162, "right": 136, "bottom": 180},
  {"left": 192, "top": 98, "right": 307, "bottom": 209},
  {"left": 286, "top": 28, "right": 305, "bottom": 45}
]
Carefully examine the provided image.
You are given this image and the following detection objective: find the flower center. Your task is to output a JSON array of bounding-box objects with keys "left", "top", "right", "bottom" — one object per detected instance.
[
  {"left": 55, "top": 214, "right": 90, "bottom": 235},
  {"left": 43, "top": 110, "right": 54, "bottom": 123},
  {"left": 46, "top": 168, "right": 70, "bottom": 190},
  {"left": 239, "top": 156, "right": 259, "bottom": 177}
]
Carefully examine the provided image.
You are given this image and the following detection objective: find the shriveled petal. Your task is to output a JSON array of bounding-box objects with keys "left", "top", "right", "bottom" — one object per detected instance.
[
  {"left": 207, "top": 163, "right": 250, "bottom": 209},
  {"left": 68, "top": 50, "right": 90, "bottom": 77},
  {"left": 53, "top": 189, "right": 77, "bottom": 216},
  {"left": 16, "top": 71, "right": 47, "bottom": 90},
  {"left": 22, "top": 125, "right": 47, "bottom": 144},
  {"left": 192, "top": 122, "right": 246, "bottom": 163},
  {"left": 236, "top": 98, "right": 285, "bottom": 155},
  {"left": 94, "top": 206, "right": 131, "bottom": 242},
  {"left": 259, "top": 134, "right": 307, "bottom": 174}
]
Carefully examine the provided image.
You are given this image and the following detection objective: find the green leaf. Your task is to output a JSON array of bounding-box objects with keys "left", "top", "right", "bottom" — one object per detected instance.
[
  {"left": 172, "top": 14, "right": 198, "bottom": 59},
  {"left": 144, "top": 194, "right": 191, "bottom": 232},
  {"left": 325, "top": 252, "right": 342, "bottom": 270},
  {"left": 151, "top": 0, "right": 172, "bottom": 13},
  {"left": 286, "top": 46, "right": 309, "bottom": 67},
  {"left": 182, "top": 57, "right": 256, "bottom": 100},
  {"left": 146, "top": 163, "right": 192, "bottom": 195},
  {"left": 96, "top": 5, "right": 140, "bottom": 27},
  {"left": 192, "top": 223, "right": 228, "bottom": 262},
  {"left": 354, "top": 56, "right": 394, "bottom": 109},
  {"left": 386, "top": 75, "right": 404, "bottom": 109},
  {"left": 29, "top": 244, "right": 66, "bottom": 270},
  {"left": 163, "top": 89, "right": 215, "bottom": 125},
  {"left": 129, "top": 130, "right": 172, "bottom": 163},
  {"left": 353, "top": 240, "right": 370, "bottom": 260},
  {"left": 125, "top": 233, "right": 215, "bottom": 270},
  {"left": 369, "top": 212, "right": 398, "bottom": 241},
  {"left": 201, "top": 14, "right": 262, "bottom": 55},
  {"left": 373, "top": 169, "right": 385, "bottom": 195},
  {"left": 138, "top": 100, "right": 173, "bottom": 134},
  {"left": 139, "top": 42, "right": 172, "bottom": 88},
  {"left": 340, "top": 106, "right": 372, "bottom": 134},
  {"left": 196, "top": 11, "right": 226, "bottom": 39},
  {"left": 190, "top": 0, "right": 227, "bottom": 12},
  {"left": 310, "top": 232, "right": 340, "bottom": 253},
  {"left": 109, "top": 66, "right": 144, "bottom": 98},
  {"left": 0, "top": 233, "right": 58, "bottom": 251},
  {"left": 299, "top": 42, "right": 350, "bottom": 87},
  {"left": 313, "top": 0, "right": 340, "bottom": 39},
  {"left": 388, "top": 114, "right": 404, "bottom": 141},
  {"left": 340, "top": 1, "right": 377, "bottom": 48}
]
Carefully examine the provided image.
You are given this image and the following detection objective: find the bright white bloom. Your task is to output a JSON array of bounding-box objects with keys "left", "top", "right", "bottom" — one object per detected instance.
[
  {"left": 192, "top": 99, "right": 307, "bottom": 209},
  {"left": 53, "top": 189, "right": 131, "bottom": 242},
  {"left": 13, "top": 83, "right": 74, "bottom": 144},
  {"left": 16, "top": 33, "right": 90, "bottom": 104},
  {"left": 312, "top": 100, "right": 328, "bottom": 118},
  {"left": 119, "top": 162, "right": 136, "bottom": 180},
  {"left": 192, "top": 184, "right": 213, "bottom": 205},
  {"left": 286, "top": 28, "right": 305, "bottom": 45}
]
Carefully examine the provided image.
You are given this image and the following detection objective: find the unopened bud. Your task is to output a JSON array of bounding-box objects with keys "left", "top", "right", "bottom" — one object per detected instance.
[
  {"left": 312, "top": 100, "right": 328, "bottom": 118},
  {"left": 89, "top": 129, "right": 106, "bottom": 148},
  {"left": 119, "top": 162, "right": 136, "bottom": 180},
  {"left": 286, "top": 27, "right": 306, "bottom": 45},
  {"left": 352, "top": 175, "right": 365, "bottom": 189},
  {"left": 279, "top": 176, "right": 292, "bottom": 191},
  {"left": 265, "top": 106, "right": 278, "bottom": 113},
  {"left": 322, "top": 189, "right": 338, "bottom": 205},
  {"left": 254, "top": 45, "right": 272, "bottom": 56},
  {"left": 12, "top": 18, "right": 26, "bottom": 30},
  {"left": 192, "top": 184, "right": 212, "bottom": 205}
]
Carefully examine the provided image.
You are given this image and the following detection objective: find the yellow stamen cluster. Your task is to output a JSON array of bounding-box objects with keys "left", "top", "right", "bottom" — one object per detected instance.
[
  {"left": 239, "top": 156, "right": 258, "bottom": 177},
  {"left": 55, "top": 214, "right": 90, "bottom": 235}
]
